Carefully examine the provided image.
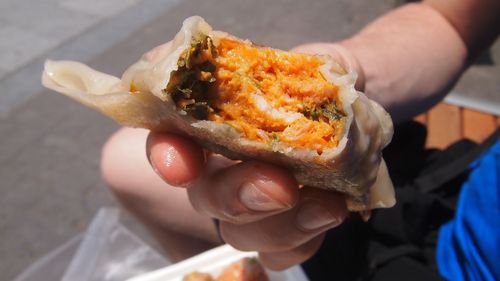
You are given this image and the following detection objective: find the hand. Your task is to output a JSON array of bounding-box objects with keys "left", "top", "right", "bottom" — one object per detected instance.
[
  {"left": 142, "top": 42, "right": 363, "bottom": 269},
  {"left": 147, "top": 132, "right": 348, "bottom": 270}
]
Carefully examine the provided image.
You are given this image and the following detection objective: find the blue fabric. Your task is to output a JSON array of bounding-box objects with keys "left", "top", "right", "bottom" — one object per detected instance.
[{"left": 437, "top": 140, "right": 500, "bottom": 281}]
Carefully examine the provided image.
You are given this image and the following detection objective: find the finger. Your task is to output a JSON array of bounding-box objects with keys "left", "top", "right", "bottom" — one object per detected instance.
[
  {"left": 188, "top": 159, "right": 299, "bottom": 224},
  {"left": 291, "top": 43, "right": 365, "bottom": 91},
  {"left": 291, "top": 43, "right": 353, "bottom": 71},
  {"left": 259, "top": 234, "right": 325, "bottom": 271},
  {"left": 147, "top": 132, "right": 206, "bottom": 187},
  {"left": 219, "top": 187, "right": 347, "bottom": 252}
]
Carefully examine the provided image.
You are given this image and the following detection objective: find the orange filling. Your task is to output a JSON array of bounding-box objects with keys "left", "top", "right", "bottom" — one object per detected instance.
[{"left": 167, "top": 37, "right": 346, "bottom": 150}]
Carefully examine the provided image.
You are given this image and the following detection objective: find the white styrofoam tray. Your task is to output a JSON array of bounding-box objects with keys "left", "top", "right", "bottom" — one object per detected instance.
[{"left": 128, "top": 244, "right": 309, "bottom": 281}]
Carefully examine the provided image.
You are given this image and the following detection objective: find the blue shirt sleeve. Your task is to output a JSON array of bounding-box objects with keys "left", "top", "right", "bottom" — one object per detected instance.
[{"left": 437, "top": 140, "right": 500, "bottom": 281}]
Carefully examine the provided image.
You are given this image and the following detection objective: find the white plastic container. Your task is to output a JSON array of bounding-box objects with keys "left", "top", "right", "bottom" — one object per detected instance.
[{"left": 128, "top": 244, "right": 309, "bottom": 281}]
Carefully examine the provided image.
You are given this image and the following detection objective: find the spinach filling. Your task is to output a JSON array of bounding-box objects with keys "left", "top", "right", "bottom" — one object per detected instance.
[
  {"left": 165, "top": 36, "right": 217, "bottom": 120},
  {"left": 302, "top": 101, "right": 345, "bottom": 123}
]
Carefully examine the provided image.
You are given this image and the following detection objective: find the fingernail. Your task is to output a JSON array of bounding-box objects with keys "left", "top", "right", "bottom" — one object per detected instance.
[
  {"left": 296, "top": 202, "right": 340, "bottom": 231},
  {"left": 148, "top": 143, "right": 190, "bottom": 186},
  {"left": 148, "top": 151, "right": 167, "bottom": 180},
  {"left": 239, "top": 181, "right": 288, "bottom": 212}
]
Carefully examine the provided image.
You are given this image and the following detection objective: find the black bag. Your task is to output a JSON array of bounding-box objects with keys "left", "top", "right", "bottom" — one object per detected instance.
[{"left": 302, "top": 122, "right": 500, "bottom": 281}]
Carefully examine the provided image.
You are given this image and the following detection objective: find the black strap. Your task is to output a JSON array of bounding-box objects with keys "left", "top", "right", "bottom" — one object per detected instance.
[
  {"left": 415, "top": 129, "right": 500, "bottom": 193},
  {"left": 359, "top": 244, "right": 427, "bottom": 281},
  {"left": 369, "top": 244, "right": 425, "bottom": 269}
]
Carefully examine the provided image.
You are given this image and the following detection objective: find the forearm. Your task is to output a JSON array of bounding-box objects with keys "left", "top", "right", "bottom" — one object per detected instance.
[
  {"left": 426, "top": 0, "right": 500, "bottom": 59},
  {"left": 340, "top": 3, "right": 467, "bottom": 122}
]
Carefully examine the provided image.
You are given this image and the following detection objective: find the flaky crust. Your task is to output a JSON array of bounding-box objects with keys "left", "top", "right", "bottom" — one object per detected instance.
[{"left": 42, "top": 16, "right": 395, "bottom": 211}]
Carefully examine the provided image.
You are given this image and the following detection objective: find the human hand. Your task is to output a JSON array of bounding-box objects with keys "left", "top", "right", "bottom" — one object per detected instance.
[
  {"left": 141, "top": 41, "right": 367, "bottom": 269},
  {"left": 146, "top": 132, "right": 349, "bottom": 270}
]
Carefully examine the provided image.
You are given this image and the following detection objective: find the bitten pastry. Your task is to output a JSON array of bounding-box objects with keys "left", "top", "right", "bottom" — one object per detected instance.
[{"left": 42, "top": 16, "right": 395, "bottom": 211}]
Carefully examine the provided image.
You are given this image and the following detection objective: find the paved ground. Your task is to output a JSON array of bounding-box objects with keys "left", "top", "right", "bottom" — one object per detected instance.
[
  {"left": 0, "top": 0, "right": 144, "bottom": 79},
  {"left": 1, "top": 0, "right": 498, "bottom": 280}
]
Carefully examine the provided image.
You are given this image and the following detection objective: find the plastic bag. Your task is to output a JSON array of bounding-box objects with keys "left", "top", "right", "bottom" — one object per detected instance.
[{"left": 14, "top": 208, "right": 169, "bottom": 281}]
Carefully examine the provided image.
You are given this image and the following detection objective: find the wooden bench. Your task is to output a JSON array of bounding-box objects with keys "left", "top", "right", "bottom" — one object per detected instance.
[{"left": 414, "top": 103, "right": 499, "bottom": 149}]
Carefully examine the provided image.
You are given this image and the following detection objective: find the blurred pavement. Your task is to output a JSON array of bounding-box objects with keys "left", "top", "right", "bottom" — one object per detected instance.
[
  {"left": 0, "top": 0, "right": 144, "bottom": 79},
  {"left": 0, "top": 0, "right": 498, "bottom": 279}
]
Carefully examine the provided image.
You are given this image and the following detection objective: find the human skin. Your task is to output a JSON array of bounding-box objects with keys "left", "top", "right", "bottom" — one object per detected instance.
[{"left": 101, "top": 0, "right": 500, "bottom": 270}]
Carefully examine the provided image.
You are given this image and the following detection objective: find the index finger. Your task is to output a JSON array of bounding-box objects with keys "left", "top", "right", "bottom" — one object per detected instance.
[{"left": 291, "top": 43, "right": 365, "bottom": 91}]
